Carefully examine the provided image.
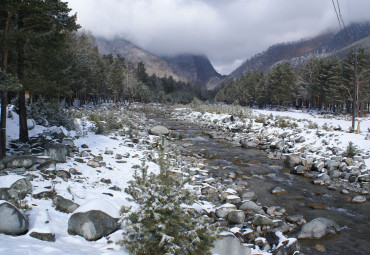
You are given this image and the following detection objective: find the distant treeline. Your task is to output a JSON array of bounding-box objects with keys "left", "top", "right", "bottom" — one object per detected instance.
[{"left": 215, "top": 48, "right": 370, "bottom": 113}]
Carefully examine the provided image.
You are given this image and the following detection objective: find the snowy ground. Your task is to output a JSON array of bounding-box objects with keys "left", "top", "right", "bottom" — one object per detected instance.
[
  {"left": 1, "top": 105, "right": 368, "bottom": 255},
  {"left": 1, "top": 109, "right": 160, "bottom": 255},
  {"left": 254, "top": 108, "right": 370, "bottom": 168},
  {"left": 175, "top": 106, "right": 370, "bottom": 170}
]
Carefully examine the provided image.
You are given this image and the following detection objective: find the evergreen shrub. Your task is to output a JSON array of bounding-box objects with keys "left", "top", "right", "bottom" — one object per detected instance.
[
  {"left": 119, "top": 140, "right": 221, "bottom": 255},
  {"left": 27, "top": 97, "right": 74, "bottom": 129}
]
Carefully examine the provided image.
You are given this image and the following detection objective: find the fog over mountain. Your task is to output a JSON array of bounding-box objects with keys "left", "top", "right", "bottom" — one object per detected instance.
[{"left": 68, "top": 0, "right": 370, "bottom": 74}]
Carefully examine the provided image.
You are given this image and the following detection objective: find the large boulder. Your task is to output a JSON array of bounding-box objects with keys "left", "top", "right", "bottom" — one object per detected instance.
[
  {"left": 0, "top": 201, "right": 29, "bottom": 235},
  {"left": 44, "top": 143, "right": 68, "bottom": 163},
  {"left": 297, "top": 217, "right": 340, "bottom": 239},
  {"left": 53, "top": 195, "right": 79, "bottom": 213},
  {"left": 0, "top": 175, "right": 32, "bottom": 201},
  {"left": 149, "top": 125, "right": 169, "bottom": 136},
  {"left": 68, "top": 210, "right": 119, "bottom": 241},
  {"left": 5, "top": 155, "right": 37, "bottom": 169},
  {"left": 211, "top": 234, "right": 251, "bottom": 255},
  {"left": 68, "top": 199, "right": 120, "bottom": 241}
]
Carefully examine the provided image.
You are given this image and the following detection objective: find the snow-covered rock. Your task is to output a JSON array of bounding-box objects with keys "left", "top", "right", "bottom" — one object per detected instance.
[
  {"left": 68, "top": 209, "right": 120, "bottom": 241},
  {"left": 215, "top": 204, "right": 237, "bottom": 219},
  {"left": 149, "top": 125, "right": 169, "bottom": 136},
  {"left": 252, "top": 214, "right": 274, "bottom": 227},
  {"left": 0, "top": 201, "right": 29, "bottom": 235},
  {"left": 0, "top": 175, "right": 32, "bottom": 200},
  {"left": 27, "top": 119, "right": 37, "bottom": 130},
  {"left": 53, "top": 195, "right": 79, "bottom": 213},
  {"left": 44, "top": 143, "right": 68, "bottom": 162},
  {"left": 4, "top": 155, "right": 37, "bottom": 169},
  {"left": 351, "top": 195, "right": 366, "bottom": 203}
]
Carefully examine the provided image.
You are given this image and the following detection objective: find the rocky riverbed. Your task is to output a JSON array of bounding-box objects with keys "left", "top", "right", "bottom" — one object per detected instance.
[
  {"left": 144, "top": 104, "right": 369, "bottom": 254},
  {"left": 0, "top": 103, "right": 369, "bottom": 255}
]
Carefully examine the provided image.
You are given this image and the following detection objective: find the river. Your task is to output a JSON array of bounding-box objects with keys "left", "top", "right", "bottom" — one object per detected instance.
[{"left": 147, "top": 108, "right": 370, "bottom": 255}]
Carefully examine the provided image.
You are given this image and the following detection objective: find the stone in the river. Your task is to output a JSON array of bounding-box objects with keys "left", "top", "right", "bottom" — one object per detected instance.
[
  {"left": 252, "top": 214, "right": 273, "bottom": 226},
  {"left": 271, "top": 187, "right": 287, "bottom": 195},
  {"left": 238, "top": 200, "right": 265, "bottom": 215},
  {"left": 240, "top": 191, "right": 257, "bottom": 201},
  {"left": 352, "top": 195, "right": 366, "bottom": 203},
  {"left": 283, "top": 154, "right": 301, "bottom": 168},
  {"left": 297, "top": 217, "right": 340, "bottom": 239},
  {"left": 286, "top": 215, "right": 306, "bottom": 225},
  {"left": 307, "top": 203, "right": 327, "bottom": 210}
]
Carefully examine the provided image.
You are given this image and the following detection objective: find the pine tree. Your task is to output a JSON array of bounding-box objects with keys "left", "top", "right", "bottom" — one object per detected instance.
[
  {"left": 0, "top": 0, "right": 79, "bottom": 142},
  {"left": 119, "top": 140, "right": 220, "bottom": 255},
  {"left": 266, "top": 62, "right": 296, "bottom": 107}
]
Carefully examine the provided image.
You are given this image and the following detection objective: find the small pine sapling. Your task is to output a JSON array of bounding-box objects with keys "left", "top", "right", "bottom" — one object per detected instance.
[
  {"left": 345, "top": 141, "right": 357, "bottom": 158},
  {"left": 119, "top": 137, "right": 221, "bottom": 254}
]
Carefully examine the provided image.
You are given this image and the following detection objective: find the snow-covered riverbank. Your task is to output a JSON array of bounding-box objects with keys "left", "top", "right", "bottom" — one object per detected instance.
[{"left": 172, "top": 106, "right": 370, "bottom": 193}]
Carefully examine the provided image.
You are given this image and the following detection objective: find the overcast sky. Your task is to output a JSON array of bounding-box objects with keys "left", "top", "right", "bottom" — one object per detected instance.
[{"left": 67, "top": 0, "right": 370, "bottom": 74}]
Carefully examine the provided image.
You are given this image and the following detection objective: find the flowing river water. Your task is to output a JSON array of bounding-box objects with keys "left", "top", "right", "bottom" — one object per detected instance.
[{"left": 147, "top": 109, "right": 369, "bottom": 255}]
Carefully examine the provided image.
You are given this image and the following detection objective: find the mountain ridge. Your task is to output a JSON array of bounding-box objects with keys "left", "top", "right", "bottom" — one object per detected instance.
[
  {"left": 162, "top": 54, "right": 225, "bottom": 86},
  {"left": 224, "top": 21, "right": 370, "bottom": 86},
  {"left": 94, "top": 37, "right": 185, "bottom": 82},
  {"left": 94, "top": 37, "right": 223, "bottom": 86}
]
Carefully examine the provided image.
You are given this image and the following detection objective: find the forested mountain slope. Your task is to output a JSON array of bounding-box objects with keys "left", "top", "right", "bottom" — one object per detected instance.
[
  {"left": 226, "top": 22, "right": 370, "bottom": 83},
  {"left": 95, "top": 37, "right": 222, "bottom": 86},
  {"left": 95, "top": 37, "right": 184, "bottom": 81}
]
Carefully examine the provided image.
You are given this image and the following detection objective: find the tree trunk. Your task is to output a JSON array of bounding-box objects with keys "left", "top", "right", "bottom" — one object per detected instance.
[
  {"left": 18, "top": 10, "right": 29, "bottom": 142},
  {"left": 0, "top": 92, "right": 7, "bottom": 159},
  {"left": 0, "top": 10, "right": 12, "bottom": 159}
]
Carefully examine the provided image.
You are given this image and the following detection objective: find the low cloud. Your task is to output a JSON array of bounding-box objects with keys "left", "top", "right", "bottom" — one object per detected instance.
[{"left": 68, "top": 0, "right": 370, "bottom": 74}]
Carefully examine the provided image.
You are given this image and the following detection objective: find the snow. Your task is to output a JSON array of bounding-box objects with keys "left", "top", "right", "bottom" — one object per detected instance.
[
  {"left": 0, "top": 109, "right": 147, "bottom": 254},
  {"left": 74, "top": 199, "right": 120, "bottom": 218},
  {"left": 0, "top": 174, "right": 24, "bottom": 188},
  {"left": 175, "top": 106, "right": 370, "bottom": 169},
  {"left": 274, "top": 231, "right": 297, "bottom": 249}
]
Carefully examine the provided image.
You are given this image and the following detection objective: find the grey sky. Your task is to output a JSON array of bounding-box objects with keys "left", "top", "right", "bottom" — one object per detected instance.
[{"left": 67, "top": 0, "right": 370, "bottom": 74}]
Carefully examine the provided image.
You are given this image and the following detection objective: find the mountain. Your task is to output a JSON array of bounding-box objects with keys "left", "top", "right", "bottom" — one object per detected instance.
[
  {"left": 162, "top": 54, "right": 225, "bottom": 87},
  {"left": 226, "top": 21, "right": 370, "bottom": 83},
  {"left": 94, "top": 37, "right": 185, "bottom": 82},
  {"left": 94, "top": 37, "right": 222, "bottom": 86}
]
